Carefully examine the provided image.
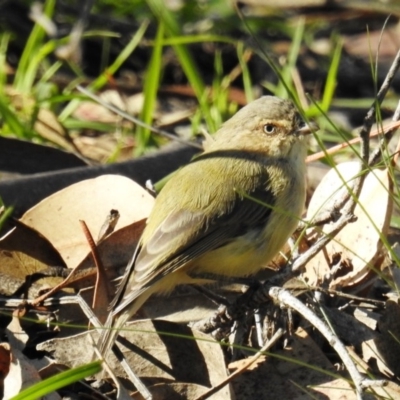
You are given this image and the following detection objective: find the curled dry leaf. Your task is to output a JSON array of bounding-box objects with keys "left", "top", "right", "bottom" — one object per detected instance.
[
  {"left": 20, "top": 175, "right": 154, "bottom": 269},
  {"left": 304, "top": 162, "right": 392, "bottom": 288}
]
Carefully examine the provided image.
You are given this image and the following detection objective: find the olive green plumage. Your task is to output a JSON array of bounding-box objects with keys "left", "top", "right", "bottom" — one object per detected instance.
[{"left": 98, "top": 96, "right": 314, "bottom": 355}]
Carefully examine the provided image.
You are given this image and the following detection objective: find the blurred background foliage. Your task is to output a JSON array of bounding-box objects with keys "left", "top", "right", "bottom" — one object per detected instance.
[{"left": 0, "top": 0, "right": 399, "bottom": 158}]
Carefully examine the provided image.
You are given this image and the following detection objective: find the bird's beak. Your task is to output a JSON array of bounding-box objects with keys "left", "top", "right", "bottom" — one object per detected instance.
[{"left": 297, "top": 121, "right": 319, "bottom": 135}]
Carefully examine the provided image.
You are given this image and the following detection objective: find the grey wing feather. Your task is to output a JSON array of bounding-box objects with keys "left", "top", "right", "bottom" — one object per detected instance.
[{"left": 111, "top": 185, "right": 275, "bottom": 316}]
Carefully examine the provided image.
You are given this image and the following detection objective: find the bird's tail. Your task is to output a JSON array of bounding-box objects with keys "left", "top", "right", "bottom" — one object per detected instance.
[{"left": 97, "top": 292, "right": 152, "bottom": 357}]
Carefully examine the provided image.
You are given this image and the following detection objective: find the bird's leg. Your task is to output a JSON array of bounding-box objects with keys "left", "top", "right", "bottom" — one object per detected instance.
[
  {"left": 191, "top": 285, "right": 230, "bottom": 306},
  {"left": 190, "top": 278, "right": 263, "bottom": 340}
]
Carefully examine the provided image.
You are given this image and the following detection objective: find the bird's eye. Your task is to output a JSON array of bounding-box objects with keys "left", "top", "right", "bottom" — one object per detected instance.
[{"left": 263, "top": 124, "right": 275, "bottom": 134}]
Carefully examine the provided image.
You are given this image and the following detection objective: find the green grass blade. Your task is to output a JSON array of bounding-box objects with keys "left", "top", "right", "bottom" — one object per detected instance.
[
  {"left": 0, "top": 197, "right": 13, "bottom": 230},
  {"left": 14, "top": 0, "right": 56, "bottom": 92},
  {"left": 275, "top": 18, "right": 304, "bottom": 102},
  {"left": 10, "top": 361, "right": 102, "bottom": 400},
  {"left": 146, "top": 0, "right": 216, "bottom": 133},
  {"left": 237, "top": 42, "right": 253, "bottom": 103},
  {"left": 161, "top": 34, "right": 236, "bottom": 46},
  {"left": 0, "top": 33, "right": 10, "bottom": 95},
  {"left": 321, "top": 38, "right": 342, "bottom": 112},
  {"left": 136, "top": 21, "right": 165, "bottom": 154},
  {"left": 0, "top": 97, "right": 31, "bottom": 137},
  {"left": 62, "top": 118, "right": 117, "bottom": 132}
]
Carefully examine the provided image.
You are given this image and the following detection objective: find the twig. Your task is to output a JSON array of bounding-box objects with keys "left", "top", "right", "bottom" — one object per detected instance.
[
  {"left": 194, "top": 328, "right": 284, "bottom": 400},
  {"left": 30, "top": 264, "right": 83, "bottom": 307},
  {"left": 306, "top": 120, "right": 400, "bottom": 163},
  {"left": 309, "top": 287, "right": 385, "bottom": 306},
  {"left": 79, "top": 219, "right": 112, "bottom": 318},
  {"left": 268, "top": 286, "right": 386, "bottom": 400},
  {"left": 92, "top": 346, "right": 132, "bottom": 400}
]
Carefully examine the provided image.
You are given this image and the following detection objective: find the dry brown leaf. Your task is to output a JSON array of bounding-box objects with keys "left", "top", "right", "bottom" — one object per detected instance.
[
  {"left": 344, "top": 27, "right": 400, "bottom": 62},
  {"left": 304, "top": 162, "right": 392, "bottom": 288},
  {"left": 0, "top": 250, "right": 63, "bottom": 297},
  {"left": 0, "top": 222, "right": 65, "bottom": 297},
  {"left": 20, "top": 175, "right": 154, "bottom": 269},
  {"left": 0, "top": 221, "right": 65, "bottom": 267},
  {"left": 0, "top": 343, "right": 11, "bottom": 387},
  {"left": 75, "top": 218, "right": 147, "bottom": 277}
]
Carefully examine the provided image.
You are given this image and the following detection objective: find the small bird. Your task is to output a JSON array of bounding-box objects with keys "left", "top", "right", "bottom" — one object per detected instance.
[{"left": 98, "top": 96, "right": 315, "bottom": 355}]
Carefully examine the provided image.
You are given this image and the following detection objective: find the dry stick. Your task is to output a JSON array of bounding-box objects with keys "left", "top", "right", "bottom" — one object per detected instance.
[
  {"left": 92, "top": 347, "right": 132, "bottom": 400},
  {"left": 79, "top": 220, "right": 112, "bottom": 310},
  {"left": 306, "top": 119, "right": 400, "bottom": 163},
  {"left": 351, "top": 48, "right": 400, "bottom": 206},
  {"left": 194, "top": 328, "right": 284, "bottom": 400},
  {"left": 310, "top": 286, "right": 385, "bottom": 307},
  {"left": 30, "top": 263, "right": 83, "bottom": 307},
  {"left": 267, "top": 287, "right": 386, "bottom": 400},
  {"left": 0, "top": 295, "right": 103, "bottom": 327},
  {"left": 57, "top": 297, "right": 153, "bottom": 399}
]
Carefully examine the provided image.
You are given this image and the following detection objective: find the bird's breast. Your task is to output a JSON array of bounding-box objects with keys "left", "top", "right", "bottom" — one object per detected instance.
[{"left": 192, "top": 158, "right": 306, "bottom": 278}]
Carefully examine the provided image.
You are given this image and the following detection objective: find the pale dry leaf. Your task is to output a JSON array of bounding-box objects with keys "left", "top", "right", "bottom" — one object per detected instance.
[
  {"left": 367, "top": 380, "right": 400, "bottom": 398},
  {"left": 73, "top": 91, "right": 144, "bottom": 123},
  {"left": 34, "top": 108, "right": 74, "bottom": 152},
  {"left": 20, "top": 175, "right": 154, "bottom": 269},
  {"left": 305, "top": 162, "right": 392, "bottom": 288},
  {"left": 344, "top": 26, "right": 400, "bottom": 62},
  {"left": 4, "top": 315, "right": 61, "bottom": 400},
  {"left": 3, "top": 348, "right": 61, "bottom": 400},
  {"left": 73, "top": 100, "right": 121, "bottom": 124}
]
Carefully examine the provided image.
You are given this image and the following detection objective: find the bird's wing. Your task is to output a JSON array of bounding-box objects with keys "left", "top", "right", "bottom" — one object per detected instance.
[{"left": 111, "top": 185, "right": 275, "bottom": 315}]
